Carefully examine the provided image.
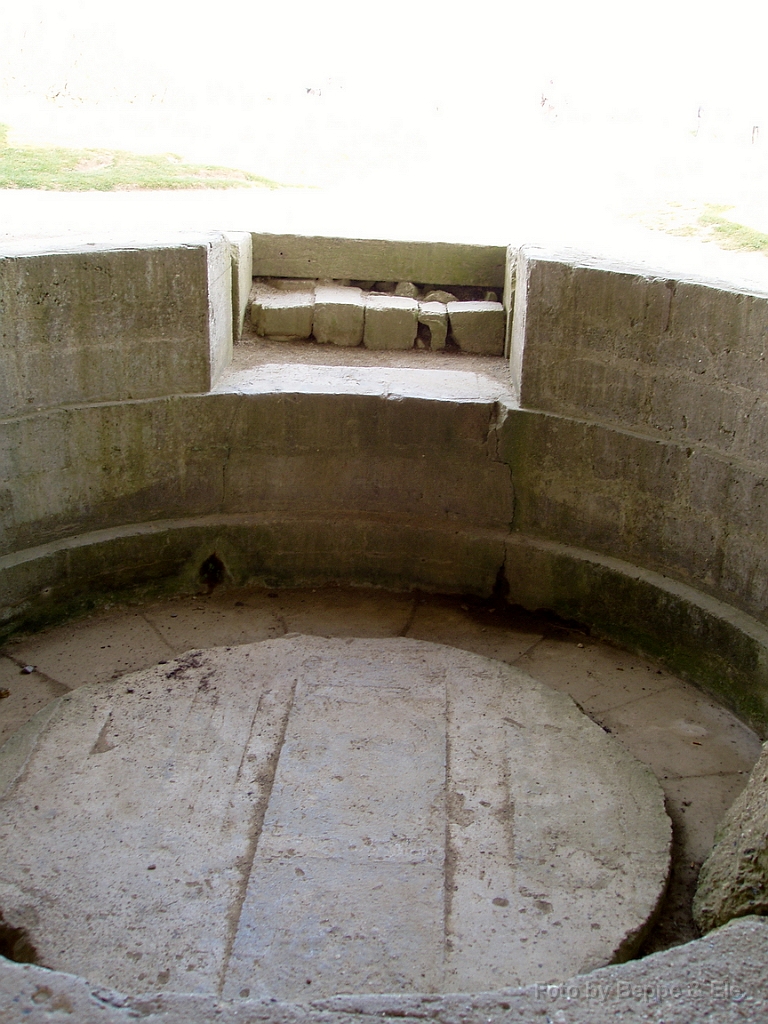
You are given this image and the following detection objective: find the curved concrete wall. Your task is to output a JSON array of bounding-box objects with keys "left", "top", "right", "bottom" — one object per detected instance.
[{"left": 3, "top": 234, "right": 768, "bottom": 734}]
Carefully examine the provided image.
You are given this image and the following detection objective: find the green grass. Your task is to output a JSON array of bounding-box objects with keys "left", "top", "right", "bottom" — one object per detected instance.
[
  {"left": 698, "top": 203, "right": 768, "bottom": 254},
  {"left": 0, "top": 123, "right": 282, "bottom": 191}
]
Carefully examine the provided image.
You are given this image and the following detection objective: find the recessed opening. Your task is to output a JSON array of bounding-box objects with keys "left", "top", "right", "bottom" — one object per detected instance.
[{"left": 0, "top": 913, "right": 39, "bottom": 965}]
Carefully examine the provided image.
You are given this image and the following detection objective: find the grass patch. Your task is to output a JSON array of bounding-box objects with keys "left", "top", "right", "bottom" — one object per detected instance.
[
  {"left": 698, "top": 203, "right": 768, "bottom": 254},
  {"left": 640, "top": 200, "right": 768, "bottom": 256},
  {"left": 0, "top": 123, "right": 282, "bottom": 191}
]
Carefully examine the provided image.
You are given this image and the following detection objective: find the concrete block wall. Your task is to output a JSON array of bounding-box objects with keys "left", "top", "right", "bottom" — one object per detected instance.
[
  {"left": 0, "top": 234, "right": 233, "bottom": 417},
  {"left": 4, "top": 231, "right": 768, "bottom": 733},
  {"left": 512, "top": 246, "right": 768, "bottom": 459},
  {"left": 508, "top": 247, "right": 768, "bottom": 629}
]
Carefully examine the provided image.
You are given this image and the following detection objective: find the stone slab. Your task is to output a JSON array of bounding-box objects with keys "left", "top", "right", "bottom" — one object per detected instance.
[
  {"left": 447, "top": 301, "right": 505, "bottom": 355},
  {"left": 251, "top": 283, "right": 315, "bottom": 339},
  {"left": 417, "top": 301, "right": 448, "bottom": 350},
  {"left": 223, "top": 644, "right": 446, "bottom": 999},
  {"left": 251, "top": 235, "right": 506, "bottom": 288},
  {"left": 0, "top": 233, "right": 232, "bottom": 417},
  {"left": 313, "top": 285, "right": 364, "bottom": 346},
  {"left": 0, "top": 636, "right": 670, "bottom": 1000},
  {"left": 364, "top": 295, "right": 418, "bottom": 350}
]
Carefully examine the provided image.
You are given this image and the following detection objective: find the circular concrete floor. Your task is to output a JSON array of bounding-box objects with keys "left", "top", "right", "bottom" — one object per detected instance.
[
  {"left": 0, "top": 587, "right": 763, "bottom": 993},
  {"left": 0, "top": 636, "right": 670, "bottom": 998}
]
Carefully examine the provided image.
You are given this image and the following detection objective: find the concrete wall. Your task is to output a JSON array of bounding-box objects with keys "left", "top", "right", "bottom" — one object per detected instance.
[
  {"left": 252, "top": 234, "right": 506, "bottom": 287},
  {"left": 4, "top": 235, "right": 768, "bottom": 733},
  {"left": 508, "top": 247, "right": 768, "bottom": 626},
  {"left": 0, "top": 233, "right": 232, "bottom": 417}
]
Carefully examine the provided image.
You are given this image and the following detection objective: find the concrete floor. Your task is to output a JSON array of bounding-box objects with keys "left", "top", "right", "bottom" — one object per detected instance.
[{"left": 0, "top": 586, "right": 763, "bottom": 972}]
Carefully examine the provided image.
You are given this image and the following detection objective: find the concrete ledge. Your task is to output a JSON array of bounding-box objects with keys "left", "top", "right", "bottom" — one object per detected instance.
[
  {"left": 1, "top": 915, "right": 767, "bottom": 1023},
  {"left": 0, "top": 514, "right": 506, "bottom": 641},
  {"left": 3, "top": 520, "right": 768, "bottom": 734},
  {"left": 503, "top": 534, "right": 768, "bottom": 735},
  {"left": 251, "top": 234, "right": 506, "bottom": 287}
]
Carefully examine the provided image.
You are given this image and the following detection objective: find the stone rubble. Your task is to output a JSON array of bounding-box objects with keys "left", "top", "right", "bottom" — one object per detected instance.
[
  {"left": 247, "top": 279, "right": 505, "bottom": 352},
  {"left": 693, "top": 741, "right": 768, "bottom": 932}
]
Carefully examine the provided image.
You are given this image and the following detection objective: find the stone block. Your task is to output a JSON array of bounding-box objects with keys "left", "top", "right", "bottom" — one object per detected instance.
[
  {"left": 447, "top": 301, "right": 505, "bottom": 355},
  {"left": 693, "top": 741, "right": 768, "bottom": 932},
  {"left": 224, "top": 231, "right": 253, "bottom": 341},
  {"left": 364, "top": 294, "right": 418, "bottom": 350},
  {"left": 394, "top": 280, "right": 420, "bottom": 297},
  {"left": 250, "top": 282, "right": 314, "bottom": 339},
  {"left": 251, "top": 234, "right": 506, "bottom": 287},
  {"left": 418, "top": 301, "right": 448, "bottom": 350},
  {"left": 313, "top": 284, "right": 364, "bottom": 347},
  {"left": 0, "top": 233, "right": 233, "bottom": 416}
]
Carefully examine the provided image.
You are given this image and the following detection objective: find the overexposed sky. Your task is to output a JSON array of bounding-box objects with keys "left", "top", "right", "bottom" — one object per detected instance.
[{"left": 2, "top": 0, "right": 766, "bottom": 126}]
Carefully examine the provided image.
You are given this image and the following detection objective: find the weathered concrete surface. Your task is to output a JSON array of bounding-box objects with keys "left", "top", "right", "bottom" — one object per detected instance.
[
  {"left": 0, "top": 233, "right": 233, "bottom": 417},
  {"left": 364, "top": 295, "right": 419, "bottom": 350},
  {"left": 1, "top": 916, "right": 767, "bottom": 1023},
  {"left": 0, "top": 377, "right": 513, "bottom": 558},
  {"left": 448, "top": 301, "right": 505, "bottom": 355},
  {"left": 0, "top": 637, "right": 670, "bottom": 998},
  {"left": 510, "top": 246, "right": 768, "bottom": 461},
  {"left": 417, "top": 301, "right": 448, "bottom": 350},
  {"left": 694, "top": 741, "right": 768, "bottom": 931},
  {"left": 498, "top": 405, "right": 768, "bottom": 639},
  {"left": 313, "top": 285, "right": 365, "bottom": 346},
  {"left": 251, "top": 282, "right": 315, "bottom": 339},
  {"left": 251, "top": 234, "right": 506, "bottom": 287},
  {"left": 224, "top": 231, "right": 253, "bottom": 340}
]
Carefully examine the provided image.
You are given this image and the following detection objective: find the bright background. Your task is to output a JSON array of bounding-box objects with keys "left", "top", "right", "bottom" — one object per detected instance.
[{"left": 1, "top": 0, "right": 767, "bottom": 275}]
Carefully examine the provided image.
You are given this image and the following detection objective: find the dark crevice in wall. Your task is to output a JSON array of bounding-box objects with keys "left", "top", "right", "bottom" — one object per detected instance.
[{"left": 0, "top": 912, "right": 39, "bottom": 965}]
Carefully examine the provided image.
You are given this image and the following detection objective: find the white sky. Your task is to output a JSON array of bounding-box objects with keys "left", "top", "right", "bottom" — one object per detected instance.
[{"left": 2, "top": 0, "right": 767, "bottom": 124}]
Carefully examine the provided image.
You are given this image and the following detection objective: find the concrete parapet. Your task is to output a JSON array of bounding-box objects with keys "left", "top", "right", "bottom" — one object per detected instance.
[
  {"left": 251, "top": 233, "right": 506, "bottom": 287},
  {"left": 0, "top": 233, "right": 232, "bottom": 417},
  {"left": 511, "top": 246, "right": 768, "bottom": 460}
]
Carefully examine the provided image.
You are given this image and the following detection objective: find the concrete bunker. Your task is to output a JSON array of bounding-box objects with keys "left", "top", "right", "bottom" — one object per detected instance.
[{"left": 1, "top": 230, "right": 767, "bottom": 1021}]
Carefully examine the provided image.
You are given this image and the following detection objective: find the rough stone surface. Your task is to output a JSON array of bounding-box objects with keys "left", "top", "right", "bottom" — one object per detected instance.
[
  {"left": 313, "top": 284, "right": 364, "bottom": 346},
  {"left": 364, "top": 294, "right": 419, "bottom": 350},
  {"left": 1, "top": 916, "right": 767, "bottom": 1023},
  {"left": 510, "top": 246, "right": 768, "bottom": 462},
  {"left": 424, "top": 289, "right": 457, "bottom": 303},
  {"left": 251, "top": 283, "right": 315, "bottom": 339},
  {"left": 447, "top": 301, "right": 505, "bottom": 355},
  {"left": 224, "top": 231, "right": 253, "bottom": 341},
  {"left": 694, "top": 741, "right": 768, "bottom": 931},
  {"left": 250, "top": 234, "right": 505, "bottom": 287},
  {"left": 418, "top": 300, "right": 448, "bottom": 350},
  {"left": 0, "top": 636, "right": 670, "bottom": 999},
  {"left": 394, "top": 281, "right": 420, "bottom": 298},
  {"left": 0, "top": 233, "right": 233, "bottom": 416}
]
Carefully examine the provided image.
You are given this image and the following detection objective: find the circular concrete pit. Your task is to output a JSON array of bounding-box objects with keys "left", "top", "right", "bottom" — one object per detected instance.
[{"left": 0, "top": 636, "right": 670, "bottom": 998}]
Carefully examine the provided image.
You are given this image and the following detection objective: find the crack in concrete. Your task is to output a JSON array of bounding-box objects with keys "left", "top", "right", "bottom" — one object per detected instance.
[
  {"left": 217, "top": 672, "right": 299, "bottom": 995},
  {"left": 398, "top": 594, "right": 420, "bottom": 638},
  {"left": 443, "top": 670, "right": 455, "bottom": 972},
  {"left": 0, "top": 654, "right": 71, "bottom": 694},
  {"left": 138, "top": 613, "right": 180, "bottom": 656}
]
